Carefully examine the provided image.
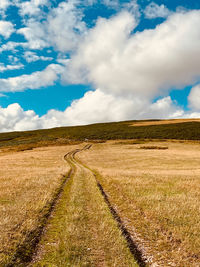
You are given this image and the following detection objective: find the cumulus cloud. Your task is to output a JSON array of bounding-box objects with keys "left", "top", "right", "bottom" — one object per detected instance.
[
  {"left": 0, "top": 91, "right": 185, "bottom": 132},
  {"left": 17, "top": 1, "right": 87, "bottom": 52},
  {"left": 0, "top": 21, "right": 15, "bottom": 38},
  {"left": 188, "top": 84, "right": 200, "bottom": 111},
  {"left": 0, "top": 0, "right": 10, "bottom": 10},
  {"left": 17, "top": 20, "right": 48, "bottom": 50},
  {"left": 23, "top": 51, "right": 53, "bottom": 62},
  {"left": 54, "top": 91, "right": 183, "bottom": 125},
  {"left": 43, "top": 89, "right": 138, "bottom": 127},
  {"left": 0, "top": 63, "right": 24, "bottom": 72},
  {"left": 144, "top": 2, "right": 172, "bottom": 19},
  {"left": 0, "top": 0, "right": 11, "bottom": 16},
  {"left": 0, "top": 64, "right": 64, "bottom": 92},
  {"left": 46, "top": 1, "right": 87, "bottom": 52},
  {"left": 103, "top": 0, "right": 119, "bottom": 9},
  {"left": 18, "top": 0, "right": 49, "bottom": 16},
  {"left": 8, "top": 55, "right": 20, "bottom": 63},
  {"left": 123, "top": 0, "right": 141, "bottom": 19},
  {"left": 0, "top": 41, "right": 25, "bottom": 53},
  {"left": 0, "top": 103, "right": 40, "bottom": 132},
  {"left": 140, "top": 96, "right": 184, "bottom": 119},
  {"left": 64, "top": 10, "right": 200, "bottom": 101}
]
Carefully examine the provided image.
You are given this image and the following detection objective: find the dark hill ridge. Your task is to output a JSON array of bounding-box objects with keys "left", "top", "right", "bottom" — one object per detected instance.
[{"left": 1, "top": 119, "right": 200, "bottom": 148}]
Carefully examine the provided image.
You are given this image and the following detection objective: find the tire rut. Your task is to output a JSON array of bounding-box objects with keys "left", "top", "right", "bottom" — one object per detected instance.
[
  {"left": 6, "top": 144, "right": 146, "bottom": 266},
  {"left": 6, "top": 148, "right": 80, "bottom": 267},
  {"left": 72, "top": 145, "right": 147, "bottom": 267}
]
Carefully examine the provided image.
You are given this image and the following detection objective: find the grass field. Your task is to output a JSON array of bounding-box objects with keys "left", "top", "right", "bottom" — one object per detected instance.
[
  {"left": 78, "top": 140, "right": 200, "bottom": 266},
  {"left": 0, "top": 119, "right": 200, "bottom": 266},
  {"left": 0, "top": 145, "right": 74, "bottom": 265}
]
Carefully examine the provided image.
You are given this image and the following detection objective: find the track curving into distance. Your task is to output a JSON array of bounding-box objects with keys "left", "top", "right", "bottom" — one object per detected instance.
[
  {"left": 70, "top": 144, "right": 147, "bottom": 267},
  {"left": 7, "top": 144, "right": 146, "bottom": 266}
]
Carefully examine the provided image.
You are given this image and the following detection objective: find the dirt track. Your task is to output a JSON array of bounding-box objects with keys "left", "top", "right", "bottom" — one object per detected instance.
[
  {"left": 7, "top": 144, "right": 146, "bottom": 266},
  {"left": 69, "top": 144, "right": 147, "bottom": 267}
]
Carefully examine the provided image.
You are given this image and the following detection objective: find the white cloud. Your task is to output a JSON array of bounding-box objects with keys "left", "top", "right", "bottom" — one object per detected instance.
[
  {"left": 0, "top": 0, "right": 11, "bottom": 16},
  {"left": 64, "top": 11, "right": 136, "bottom": 85},
  {"left": 0, "top": 0, "right": 10, "bottom": 9},
  {"left": 56, "top": 91, "right": 183, "bottom": 125},
  {"left": 64, "top": 10, "right": 200, "bottom": 101},
  {"left": 144, "top": 2, "right": 172, "bottom": 19},
  {"left": 46, "top": 1, "right": 87, "bottom": 52},
  {"left": 43, "top": 89, "right": 138, "bottom": 127},
  {"left": 0, "top": 103, "right": 41, "bottom": 132},
  {"left": 139, "top": 96, "right": 184, "bottom": 119},
  {"left": 23, "top": 51, "right": 53, "bottom": 62},
  {"left": 0, "top": 64, "right": 64, "bottom": 92},
  {"left": 0, "top": 90, "right": 186, "bottom": 132},
  {"left": 17, "top": 21, "right": 48, "bottom": 49},
  {"left": 123, "top": 0, "right": 141, "bottom": 19},
  {"left": 0, "top": 63, "right": 24, "bottom": 72},
  {"left": 103, "top": 0, "right": 119, "bottom": 9},
  {"left": 183, "top": 111, "right": 200, "bottom": 119},
  {"left": 56, "top": 57, "right": 70, "bottom": 66},
  {"left": 0, "top": 21, "right": 15, "bottom": 38},
  {"left": 0, "top": 41, "right": 25, "bottom": 53},
  {"left": 99, "top": 0, "right": 141, "bottom": 19},
  {"left": 18, "top": 0, "right": 49, "bottom": 16},
  {"left": 17, "top": 1, "right": 87, "bottom": 52},
  {"left": 8, "top": 55, "right": 19, "bottom": 63},
  {"left": 188, "top": 84, "right": 200, "bottom": 111}
]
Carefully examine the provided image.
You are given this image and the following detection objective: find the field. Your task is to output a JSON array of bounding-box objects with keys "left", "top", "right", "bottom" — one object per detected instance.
[
  {"left": 0, "top": 119, "right": 200, "bottom": 266},
  {"left": 0, "top": 145, "right": 72, "bottom": 265},
  {"left": 78, "top": 140, "right": 200, "bottom": 266}
]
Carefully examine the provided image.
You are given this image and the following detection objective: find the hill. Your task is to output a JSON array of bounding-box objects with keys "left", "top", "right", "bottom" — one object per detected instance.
[{"left": 1, "top": 118, "right": 200, "bottom": 149}]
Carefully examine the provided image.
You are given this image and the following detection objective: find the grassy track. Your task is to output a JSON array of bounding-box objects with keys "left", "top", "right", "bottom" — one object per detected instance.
[{"left": 32, "top": 145, "right": 138, "bottom": 267}]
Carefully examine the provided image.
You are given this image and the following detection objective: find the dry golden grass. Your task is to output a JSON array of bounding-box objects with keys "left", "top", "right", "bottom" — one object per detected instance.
[
  {"left": 131, "top": 118, "right": 200, "bottom": 126},
  {"left": 0, "top": 145, "right": 76, "bottom": 265},
  {"left": 78, "top": 140, "right": 200, "bottom": 266},
  {"left": 33, "top": 148, "right": 138, "bottom": 267}
]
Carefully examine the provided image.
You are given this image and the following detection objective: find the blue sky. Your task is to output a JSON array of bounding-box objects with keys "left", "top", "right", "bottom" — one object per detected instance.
[{"left": 0, "top": 0, "right": 200, "bottom": 132}]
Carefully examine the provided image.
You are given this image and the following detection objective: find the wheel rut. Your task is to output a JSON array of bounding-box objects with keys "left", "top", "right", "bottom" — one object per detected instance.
[
  {"left": 5, "top": 147, "right": 82, "bottom": 266},
  {"left": 72, "top": 144, "right": 147, "bottom": 267},
  {"left": 7, "top": 144, "right": 146, "bottom": 266}
]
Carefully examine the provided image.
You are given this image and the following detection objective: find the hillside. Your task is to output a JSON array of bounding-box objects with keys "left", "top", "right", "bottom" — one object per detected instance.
[{"left": 1, "top": 119, "right": 200, "bottom": 149}]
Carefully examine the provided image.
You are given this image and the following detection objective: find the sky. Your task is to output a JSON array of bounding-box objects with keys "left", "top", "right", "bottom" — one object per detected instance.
[{"left": 0, "top": 0, "right": 200, "bottom": 132}]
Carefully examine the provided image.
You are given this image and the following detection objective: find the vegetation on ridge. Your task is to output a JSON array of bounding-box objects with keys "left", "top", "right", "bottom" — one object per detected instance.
[{"left": 1, "top": 120, "right": 200, "bottom": 149}]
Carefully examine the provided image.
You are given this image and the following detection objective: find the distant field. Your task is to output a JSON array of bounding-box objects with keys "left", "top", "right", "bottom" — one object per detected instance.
[
  {"left": 0, "top": 145, "right": 73, "bottom": 265},
  {"left": 78, "top": 140, "right": 200, "bottom": 266},
  {"left": 131, "top": 118, "right": 200, "bottom": 126}
]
